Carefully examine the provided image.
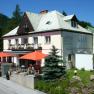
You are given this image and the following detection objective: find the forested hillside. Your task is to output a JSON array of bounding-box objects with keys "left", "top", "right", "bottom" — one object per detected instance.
[{"left": 0, "top": 4, "right": 23, "bottom": 51}]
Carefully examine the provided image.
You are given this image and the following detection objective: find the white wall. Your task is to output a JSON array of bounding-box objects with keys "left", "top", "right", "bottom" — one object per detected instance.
[
  {"left": 75, "top": 54, "right": 93, "bottom": 70},
  {"left": 3, "top": 39, "right": 9, "bottom": 50},
  {"left": 93, "top": 33, "right": 94, "bottom": 53},
  {"left": 3, "top": 31, "right": 62, "bottom": 67}
]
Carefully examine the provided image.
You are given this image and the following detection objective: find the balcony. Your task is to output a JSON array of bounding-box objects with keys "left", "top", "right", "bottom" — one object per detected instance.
[{"left": 8, "top": 43, "right": 42, "bottom": 51}]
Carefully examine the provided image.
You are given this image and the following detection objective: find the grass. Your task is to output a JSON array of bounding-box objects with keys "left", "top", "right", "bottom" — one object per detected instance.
[
  {"left": 67, "top": 69, "right": 94, "bottom": 84},
  {"left": 35, "top": 78, "right": 69, "bottom": 94},
  {"left": 35, "top": 69, "right": 94, "bottom": 94}
]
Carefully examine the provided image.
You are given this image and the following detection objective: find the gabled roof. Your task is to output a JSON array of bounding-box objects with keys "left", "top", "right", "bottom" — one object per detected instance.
[
  {"left": 3, "top": 26, "right": 19, "bottom": 37},
  {"left": 26, "top": 11, "right": 42, "bottom": 30},
  {"left": 56, "top": 13, "right": 91, "bottom": 33},
  {"left": 3, "top": 10, "right": 92, "bottom": 37},
  {"left": 36, "top": 10, "right": 62, "bottom": 31},
  {"left": 63, "top": 14, "right": 75, "bottom": 21}
]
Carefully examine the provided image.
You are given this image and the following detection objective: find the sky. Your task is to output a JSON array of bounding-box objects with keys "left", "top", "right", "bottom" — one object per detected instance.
[{"left": 0, "top": 0, "right": 94, "bottom": 26}]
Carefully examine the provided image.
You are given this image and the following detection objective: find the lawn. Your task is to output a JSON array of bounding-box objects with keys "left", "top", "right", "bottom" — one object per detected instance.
[{"left": 67, "top": 69, "right": 94, "bottom": 84}]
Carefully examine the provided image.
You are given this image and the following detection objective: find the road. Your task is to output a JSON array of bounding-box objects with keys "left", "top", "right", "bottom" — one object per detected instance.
[{"left": 0, "top": 77, "right": 46, "bottom": 94}]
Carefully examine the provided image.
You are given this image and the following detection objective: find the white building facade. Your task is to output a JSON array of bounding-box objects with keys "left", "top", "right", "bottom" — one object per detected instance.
[{"left": 3, "top": 10, "right": 93, "bottom": 69}]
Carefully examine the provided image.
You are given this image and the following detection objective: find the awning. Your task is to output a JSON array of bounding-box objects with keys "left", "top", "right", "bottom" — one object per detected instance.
[
  {"left": 19, "top": 51, "right": 48, "bottom": 61},
  {"left": 0, "top": 52, "right": 16, "bottom": 57}
]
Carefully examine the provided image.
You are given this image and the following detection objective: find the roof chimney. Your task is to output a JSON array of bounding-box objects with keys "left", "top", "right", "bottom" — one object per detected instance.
[{"left": 40, "top": 10, "right": 48, "bottom": 14}]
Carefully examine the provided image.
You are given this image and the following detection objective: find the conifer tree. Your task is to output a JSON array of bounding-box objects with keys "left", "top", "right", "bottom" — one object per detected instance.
[
  {"left": 8, "top": 4, "right": 23, "bottom": 29},
  {"left": 12, "top": 4, "right": 23, "bottom": 24},
  {"left": 43, "top": 46, "right": 66, "bottom": 80},
  {"left": 62, "top": 11, "right": 67, "bottom": 16},
  {"left": 0, "top": 28, "right": 3, "bottom": 51}
]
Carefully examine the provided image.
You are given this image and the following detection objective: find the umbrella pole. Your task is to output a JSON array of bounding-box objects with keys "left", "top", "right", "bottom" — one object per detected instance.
[
  {"left": 6, "top": 57, "right": 7, "bottom": 63},
  {"left": 1, "top": 57, "right": 3, "bottom": 63}
]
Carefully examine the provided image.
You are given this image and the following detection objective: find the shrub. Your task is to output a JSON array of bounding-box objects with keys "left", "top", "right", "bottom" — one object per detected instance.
[
  {"left": 35, "top": 78, "right": 69, "bottom": 94},
  {"left": 81, "top": 68, "right": 85, "bottom": 71}
]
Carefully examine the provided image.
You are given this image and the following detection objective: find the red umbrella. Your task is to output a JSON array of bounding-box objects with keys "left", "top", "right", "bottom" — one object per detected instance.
[
  {"left": 20, "top": 51, "right": 48, "bottom": 60},
  {"left": 0, "top": 52, "right": 16, "bottom": 57}
]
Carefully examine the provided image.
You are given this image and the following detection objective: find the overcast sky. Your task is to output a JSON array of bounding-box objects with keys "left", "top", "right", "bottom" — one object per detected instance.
[{"left": 0, "top": 0, "right": 94, "bottom": 25}]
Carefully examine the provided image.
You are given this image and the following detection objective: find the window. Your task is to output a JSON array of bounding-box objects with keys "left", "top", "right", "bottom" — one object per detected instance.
[
  {"left": 8, "top": 40, "right": 11, "bottom": 46},
  {"left": 21, "top": 38, "right": 28, "bottom": 44},
  {"left": 68, "top": 54, "right": 71, "bottom": 61},
  {"left": 46, "top": 21, "right": 51, "bottom": 25},
  {"left": 45, "top": 36, "right": 51, "bottom": 44},
  {"left": 24, "top": 24, "right": 29, "bottom": 32},
  {"left": 71, "top": 21, "right": 77, "bottom": 27},
  {"left": 15, "top": 39, "right": 19, "bottom": 45},
  {"left": 33, "top": 37, "right": 38, "bottom": 44}
]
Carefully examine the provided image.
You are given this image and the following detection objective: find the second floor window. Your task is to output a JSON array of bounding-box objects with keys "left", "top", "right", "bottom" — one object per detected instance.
[
  {"left": 21, "top": 38, "right": 28, "bottom": 44},
  {"left": 15, "top": 39, "right": 19, "bottom": 45},
  {"left": 33, "top": 37, "right": 38, "bottom": 44},
  {"left": 45, "top": 36, "right": 51, "bottom": 44},
  {"left": 8, "top": 40, "right": 11, "bottom": 46}
]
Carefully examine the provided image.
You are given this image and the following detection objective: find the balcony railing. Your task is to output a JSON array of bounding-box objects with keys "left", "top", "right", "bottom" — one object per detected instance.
[{"left": 8, "top": 43, "right": 42, "bottom": 51}]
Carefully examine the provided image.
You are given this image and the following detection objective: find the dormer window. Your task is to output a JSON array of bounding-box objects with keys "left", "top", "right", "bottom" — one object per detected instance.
[
  {"left": 71, "top": 21, "right": 77, "bottom": 28},
  {"left": 46, "top": 21, "right": 51, "bottom": 25}
]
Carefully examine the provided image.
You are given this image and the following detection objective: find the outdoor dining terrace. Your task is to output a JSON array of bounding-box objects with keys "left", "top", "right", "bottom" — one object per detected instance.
[{"left": 0, "top": 51, "right": 48, "bottom": 77}]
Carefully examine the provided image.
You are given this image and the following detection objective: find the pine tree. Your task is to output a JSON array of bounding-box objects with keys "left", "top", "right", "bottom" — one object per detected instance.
[
  {"left": 43, "top": 46, "right": 66, "bottom": 81},
  {"left": 0, "top": 28, "right": 3, "bottom": 51},
  {"left": 62, "top": 11, "right": 67, "bottom": 16},
  {"left": 9, "top": 4, "right": 23, "bottom": 29},
  {"left": 12, "top": 4, "right": 23, "bottom": 24}
]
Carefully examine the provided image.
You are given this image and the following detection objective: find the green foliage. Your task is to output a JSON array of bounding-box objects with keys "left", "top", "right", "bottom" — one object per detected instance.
[
  {"left": 0, "top": 28, "right": 3, "bottom": 51},
  {"left": 67, "top": 69, "right": 94, "bottom": 85},
  {"left": 35, "top": 69, "right": 94, "bottom": 94},
  {"left": 43, "top": 46, "right": 66, "bottom": 81},
  {"left": 1, "top": 4, "right": 23, "bottom": 35},
  {"left": 0, "top": 13, "right": 9, "bottom": 25},
  {"left": 81, "top": 68, "right": 85, "bottom": 71},
  {"left": 35, "top": 79, "right": 69, "bottom": 94},
  {"left": 0, "top": 13, "right": 9, "bottom": 35},
  {"left": 12, "top": 4, "right": 23, "bottom": 27},
  {"left": 0, "top": 4, "right": 23, "bottom": 51},
  {"left": 78, "top": 21, "right": 93, "bottom": 28}
]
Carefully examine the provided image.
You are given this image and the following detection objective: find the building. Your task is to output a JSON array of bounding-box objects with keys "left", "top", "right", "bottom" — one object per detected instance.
[
  {"left": 2, "top": 10, "right": 93, "bottom": 69},
  {"left": 87, "top": 26, "right": 94, "bottom": 53}
]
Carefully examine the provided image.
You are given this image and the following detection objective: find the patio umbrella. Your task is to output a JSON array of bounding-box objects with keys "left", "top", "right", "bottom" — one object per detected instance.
[
  {"left": 19, "top": 51, "right": 48, "bottom": 74},
  {"left": 19, "top": 51, "right": 48, "bottom": 60}
]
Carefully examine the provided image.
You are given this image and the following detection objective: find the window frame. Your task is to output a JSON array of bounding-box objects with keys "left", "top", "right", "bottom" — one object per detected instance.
[
  {"left": 45, "top": 36, "right": 51, "bottom": 44},
  {"left": 21, "top": 38, "right": 28, "bottom": 44},
  {"left": 8, "top": 40, "right": 11, "bottom": 46},
  {"left": 71, "top": 21, "right": 77, "bottom": 28},
  {"left": 33, "top": 37, "right": 38, "bottom": 44}
]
